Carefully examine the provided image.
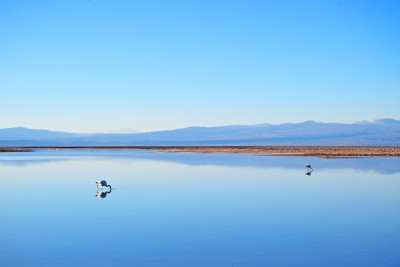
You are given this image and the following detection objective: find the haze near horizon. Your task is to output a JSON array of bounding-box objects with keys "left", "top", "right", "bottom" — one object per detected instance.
[{"left": 1, "top": 0, "right": 399, "bottom": 133}]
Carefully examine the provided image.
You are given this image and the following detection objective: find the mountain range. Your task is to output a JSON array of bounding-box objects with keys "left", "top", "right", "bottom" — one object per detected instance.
[{"left": 1, "top": 119, "right": 399, "bottom": 146}]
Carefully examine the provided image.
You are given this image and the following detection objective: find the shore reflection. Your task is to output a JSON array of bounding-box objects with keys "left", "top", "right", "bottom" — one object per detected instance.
[{"left": 1, "top": 150, "right": 400, "bottom": 174}]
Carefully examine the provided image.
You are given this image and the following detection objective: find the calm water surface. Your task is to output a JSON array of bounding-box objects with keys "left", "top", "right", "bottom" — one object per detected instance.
[{"left": 1, "top": 150, "right": 400, "bottom": 266}]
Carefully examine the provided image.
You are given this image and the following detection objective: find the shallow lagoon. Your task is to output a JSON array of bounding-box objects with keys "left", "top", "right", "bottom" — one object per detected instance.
[{"left": 1, "top": 150, "right": 400, "bottom": 266}]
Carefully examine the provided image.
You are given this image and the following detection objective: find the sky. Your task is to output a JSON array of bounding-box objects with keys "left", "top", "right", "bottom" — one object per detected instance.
[{"left": 0, "top": 0, "right": 399, "bottom": 133}]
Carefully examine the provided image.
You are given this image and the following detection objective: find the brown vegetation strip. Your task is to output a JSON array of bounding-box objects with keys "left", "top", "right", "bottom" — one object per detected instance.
[
  {"left": 1, "top": 146, "right": 400, "bottom": 157},
  {"left": 0, "top": 147, "right": 33, "bottom": 152}
]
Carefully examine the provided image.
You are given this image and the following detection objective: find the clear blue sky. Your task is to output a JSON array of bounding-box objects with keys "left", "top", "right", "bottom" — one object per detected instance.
[{"left": 1, "top": 0, "right": 399, "bottom": 133}]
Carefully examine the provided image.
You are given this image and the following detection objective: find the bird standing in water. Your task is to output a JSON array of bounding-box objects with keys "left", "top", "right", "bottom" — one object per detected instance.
[
  {"left": 305, "top": 164, "right": 313, "bottom": 176},
  {"left": 96, "top": 180, "right": 112, "bottom": 190},
  {"left": 95, "top": 180, "right": 112, "bottom": 198}
]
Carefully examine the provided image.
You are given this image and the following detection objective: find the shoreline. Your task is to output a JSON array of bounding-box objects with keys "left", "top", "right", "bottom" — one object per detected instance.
[{"left": 1, "top": 146, "right": 400, "bottom": 157}]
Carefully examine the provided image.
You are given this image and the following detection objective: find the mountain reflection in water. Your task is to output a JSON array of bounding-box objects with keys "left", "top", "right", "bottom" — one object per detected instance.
[{"left": 1, "top": 149, "right": 399, "bottom": 174}]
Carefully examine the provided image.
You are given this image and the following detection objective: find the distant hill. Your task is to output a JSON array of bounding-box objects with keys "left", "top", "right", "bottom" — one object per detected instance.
[{"left": 1, "top": 119, "right": 400, "bottom": 146}]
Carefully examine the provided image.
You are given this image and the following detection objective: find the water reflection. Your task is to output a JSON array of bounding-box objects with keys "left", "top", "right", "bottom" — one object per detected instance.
[
  {"left": 95, "top": 189, "right": 111, "bottom": 199},
  {"left": 1, "top": 149, "right": 400, "bottom": 174},
  {"left": 1, "top": 151, "right": 400, "bottom": 267},
  {"left": 305, "top": 170, "right": 313, "bottom": 176}
]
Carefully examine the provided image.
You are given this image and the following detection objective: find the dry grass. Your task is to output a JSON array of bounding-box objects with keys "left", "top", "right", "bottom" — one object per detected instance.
[
  {"left": 0, "top": 147, "right": 33, "bottom": 152},
  {"left": 1, "top": 146, "right": 400, "bottom": 157}
]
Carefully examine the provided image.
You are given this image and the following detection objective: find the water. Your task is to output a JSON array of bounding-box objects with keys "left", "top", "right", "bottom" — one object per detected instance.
[{"left": 1, "top": 150, "right": 400, "bottom": 266}]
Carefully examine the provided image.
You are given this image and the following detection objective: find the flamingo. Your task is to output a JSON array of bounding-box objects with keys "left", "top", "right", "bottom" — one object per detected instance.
[
  {"left": 305, "top": 164, "right": 313, "bottom": 176},
  {"left": 96, "top": 180, "right": 112, "bottom": 190}
]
